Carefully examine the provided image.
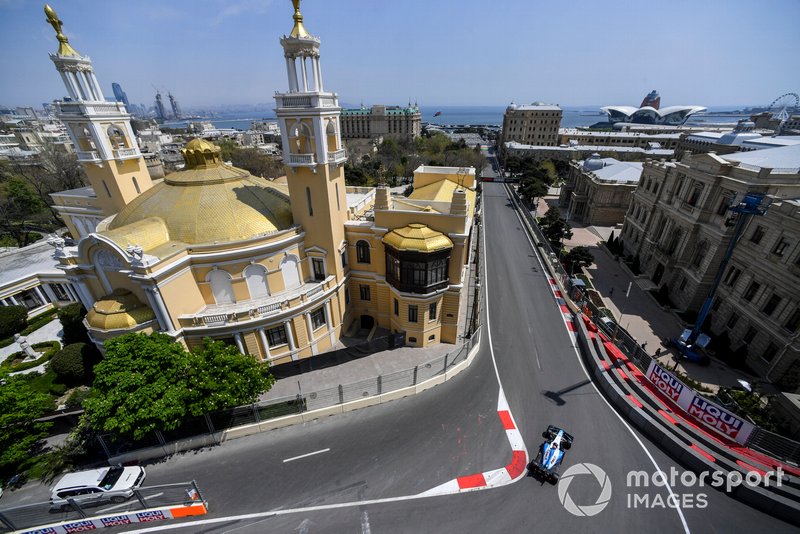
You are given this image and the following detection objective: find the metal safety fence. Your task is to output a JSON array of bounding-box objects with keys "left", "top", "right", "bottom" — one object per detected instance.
[
  {"left": 0, "top": 480, "right": 203, "bottom": 533},
  {"left": 507, "top": 182, "right": 800, "bottom": 466}
]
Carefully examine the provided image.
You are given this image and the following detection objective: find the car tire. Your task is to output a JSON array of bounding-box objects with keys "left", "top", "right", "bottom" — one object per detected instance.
[{"left": 110, "top": 496, "right": 127, "bottom": 504}]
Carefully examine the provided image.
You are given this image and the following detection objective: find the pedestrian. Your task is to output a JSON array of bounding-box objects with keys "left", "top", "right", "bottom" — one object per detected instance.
[
  {"left": 655, "top": 347, "right": 662, "bottom": 357},
  {"left": 609, "top": 287, "right": 614, "bottom": 297},
  {"left": 641, "top": 341, "right": 648, "bottom": 350}
]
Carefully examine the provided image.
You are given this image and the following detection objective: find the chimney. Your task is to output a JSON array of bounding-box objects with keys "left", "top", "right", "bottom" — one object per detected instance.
[
  {"left": 374, "top": 186, "right": 390, "bottom": 210},
  {"left": 450, "top": 188, "right": 468, "bottom": 216}
]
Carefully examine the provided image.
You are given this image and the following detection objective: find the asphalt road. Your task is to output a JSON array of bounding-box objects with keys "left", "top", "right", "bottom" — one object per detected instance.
[{"left": 3, "top": 182, "right": 795, "bottom": 533}]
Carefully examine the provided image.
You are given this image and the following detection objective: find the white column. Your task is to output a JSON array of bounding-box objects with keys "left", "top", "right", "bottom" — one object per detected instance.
[
  {"left": 305, "top": 312, "right": 314, "bottom": 340},
  {"left": 301, "top": 57, "right": 309, "bottom": 92},
  {"left": 284, "top": 320, "right": 297, "bottom": 360},
  {"left": 324, "top": 300, "right": 333, "bottom": 331},
  {"left": 65, "top": 283, "right": 79, "bottom": 302},
  {"left": 8, "top": 295, "right": 19, "bottom": 305},
  {"left": 71, "top": 279, "right": 95, "bottom": 309},
  {"left": 143, "top": 289, "right": 168, "bottom": 332},
  {"left": 89, "top": 72, "right": 104, "bottom": 101},
  {"left": 59, "top": 72, "right": 78, "bottom": 100},
  {"left": 279, "top": 118, "right": 292, "bottom": 156},
  {"left": 314, "top": 58, "right": 324, "bottom": 92},
  {"left": 147, "top": 286, "right": 174, "bottom": 331},
  {"left": 314, "top": 117, "right": 326, "bottom": 160},
  {"left": 258, "top": 328, "right": 271, "bottom": 360},
  {"left": 42, "top": 284, "right": 58, "bottom": 303},
  {"left": 234, "top": 333, "right": 245, "bottom": 355},
  {"left": 70, "top": 72, "right": 87, "bottom": 100},
  {"left": 34, "top": 285, "right": 47, "bottom": 305},
  {"left": 286, "top": 57, "right": 298, "bottom": 92}
]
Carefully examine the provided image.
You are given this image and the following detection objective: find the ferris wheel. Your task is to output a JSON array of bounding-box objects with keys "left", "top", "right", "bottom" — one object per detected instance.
[{"left": 768, "top": 92, "right": 799, "bottom": 121}]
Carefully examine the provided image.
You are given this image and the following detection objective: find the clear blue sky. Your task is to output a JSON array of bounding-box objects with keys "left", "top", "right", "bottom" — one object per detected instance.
[{"left": 1, "top": 0, "right": 798, "bottom": 110}]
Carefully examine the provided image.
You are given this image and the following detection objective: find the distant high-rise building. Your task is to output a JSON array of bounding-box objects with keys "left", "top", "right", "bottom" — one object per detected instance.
[
  {"left": 112, "top": 82, "right": 129, "bottom": 107},
  {"left": 154, "top": 91, "right": 167, "bottom": 120},
  {"left": 168, "top": 92, "right": 181, "bottom": 120}
]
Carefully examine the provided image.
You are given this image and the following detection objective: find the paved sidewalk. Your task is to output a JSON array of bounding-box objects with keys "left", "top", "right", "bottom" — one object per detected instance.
[
  {"left": 0, "top": 319, "right": 63, "bottom": 361},
  {"left": 530, "top": 194, "right": 754, "bottom": 393}
]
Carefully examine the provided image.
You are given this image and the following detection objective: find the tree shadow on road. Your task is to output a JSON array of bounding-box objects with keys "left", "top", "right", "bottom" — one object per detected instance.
[{"left": 542, "top": 379, "right": 592, "bottom": 406}]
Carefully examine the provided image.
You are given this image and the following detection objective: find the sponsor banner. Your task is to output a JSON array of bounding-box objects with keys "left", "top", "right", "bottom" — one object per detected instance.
[
  {"left": 643, "top": 361, "right": 755, "bottom": 444},
  {"left": 21, "top": 507, "right": 176, "bottom": 534}
]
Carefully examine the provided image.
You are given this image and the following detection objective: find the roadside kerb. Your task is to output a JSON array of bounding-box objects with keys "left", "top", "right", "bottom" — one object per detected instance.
[{"left": 575, "top": 313, "right": 800, "bottom": 524}]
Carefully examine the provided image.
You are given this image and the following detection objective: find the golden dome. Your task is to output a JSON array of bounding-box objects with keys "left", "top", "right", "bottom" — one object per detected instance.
[
  {"left": 382, "top": 223, "right": 453, "bottom": 253},
  {"left": 105, "top": 155, "right": 294, "bottom": 249},
  {"left": 86, "top": 289, "right": 156, "bottom": 330}
]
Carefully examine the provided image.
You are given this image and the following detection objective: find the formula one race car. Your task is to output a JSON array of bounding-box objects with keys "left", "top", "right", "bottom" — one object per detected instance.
[{"left": 528, "top": 425, "right": 574, "bottom": 484}]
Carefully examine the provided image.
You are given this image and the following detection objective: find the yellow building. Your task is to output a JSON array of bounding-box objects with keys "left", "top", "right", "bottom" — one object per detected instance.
[{"left": 45, "top": 2, "right": 477, "bottom": 364}]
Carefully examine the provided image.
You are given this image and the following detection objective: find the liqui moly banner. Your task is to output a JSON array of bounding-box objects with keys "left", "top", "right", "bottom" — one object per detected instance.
[
  {"left": 21, "top": 509, "right": 175, "bottom": 534},
  {"left": 645, "top": 360, "right": 755, "bottom": 444}
]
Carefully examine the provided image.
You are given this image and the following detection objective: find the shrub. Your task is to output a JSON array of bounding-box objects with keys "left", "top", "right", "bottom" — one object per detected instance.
[
  {"left": 57, "top": 303, "right": 89, "bottom": 345},
  {"left": 65, "top": 388, "right": 91, "bottom": 409},
  {"left": 50, "top": 343, "right": 100, "bottom": 384},
  {"left": 20, "top": 307, "right": 60, "bottom": 336},
  {"left": 0, "top": 305, "right": 28, "bottom": 339}
]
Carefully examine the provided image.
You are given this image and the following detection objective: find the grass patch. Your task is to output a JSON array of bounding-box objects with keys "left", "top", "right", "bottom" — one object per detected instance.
[
  {"left": 2, "top": 340, "right": 60, "bottom": 371},
  {"left": 0, "top": 306, "right": 60, "bottom": 348},
  {"left": 257, "top": 398, "right": 306, "bottom": 420},
  {"left": 23, "top": 368, "right": 67, "bottom": 398}
]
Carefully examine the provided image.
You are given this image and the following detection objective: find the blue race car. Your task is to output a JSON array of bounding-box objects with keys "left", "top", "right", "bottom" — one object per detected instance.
[{"left": 529, "top": 425, "right": 574, "bottom": 484}]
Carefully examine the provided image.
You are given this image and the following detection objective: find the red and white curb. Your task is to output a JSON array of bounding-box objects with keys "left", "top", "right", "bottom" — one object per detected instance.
[
  {"left": 547, "top": 277, "right": 577, "bottom": 345},
  {"left": 418, "top": 388, "right": 528, "bottom": 496}
]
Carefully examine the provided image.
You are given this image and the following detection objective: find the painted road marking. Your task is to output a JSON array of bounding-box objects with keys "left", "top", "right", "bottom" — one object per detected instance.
[{"left": 283, "top": 448, "right": 331, "bottom": 463}]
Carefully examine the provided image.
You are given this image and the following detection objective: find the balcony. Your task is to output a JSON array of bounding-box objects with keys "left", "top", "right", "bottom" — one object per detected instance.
[
  {"left": 327, "top": 148, "right": 347, "bottom": 164},
  {"left": 56, "top": 101, "right": 129, "bottom": 117},
  {"left": 274, "top": 93, "right": 339, "bottom": 110},
  {"left": 76, "top": 150, "right": 101, "bottom": 163},
  {"left": 179, "top": 276, "right": 334, "bottom": 329},
  {"left": 286, "top": 153, "right": 316, "bottom": 167},
  {"left": 113, "top": 147, "right": 140, "bottom": 160}
]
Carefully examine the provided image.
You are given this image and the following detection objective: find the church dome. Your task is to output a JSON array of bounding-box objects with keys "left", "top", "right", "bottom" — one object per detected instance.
[
  {"left": 86, "top": 289, "right": 156, "bottom": 330},
  {"left": 105, "top": 140, "right": 293, "bottom": 247}
]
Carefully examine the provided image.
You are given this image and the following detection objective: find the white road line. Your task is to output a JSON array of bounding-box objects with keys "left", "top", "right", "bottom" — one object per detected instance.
[
  {"left": 502, "top": 184, "right": 691, "bottom": 534},
  {"left": 96, "top": 492, "right": 164, "bottom": 514},
  {"left": 283, "top": 448, "right": 330, "bottom": 463},
  {"left": 360, "top": 510, "right": 371, "bottom": 534}
]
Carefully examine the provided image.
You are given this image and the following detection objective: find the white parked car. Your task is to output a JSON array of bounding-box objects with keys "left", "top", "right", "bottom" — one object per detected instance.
[{"left": 50, "top": 466, "right": 146, "bottom": 510}]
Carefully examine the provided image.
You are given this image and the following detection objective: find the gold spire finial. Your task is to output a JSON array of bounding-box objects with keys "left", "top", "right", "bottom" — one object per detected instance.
[
  {"left": 44, "top": 4, "right": 80, "bottom": 57},
  {"left": 290, "top": 0, "right": 310, "bottom": 38}
]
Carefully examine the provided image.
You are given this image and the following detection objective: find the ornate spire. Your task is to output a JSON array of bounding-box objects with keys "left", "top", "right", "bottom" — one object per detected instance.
[
  {"left": 44, "top": 4, "right": 80, "bottom": 57},
  {"left": 290, "top": 0, "right": 310, "bottom": 38}
]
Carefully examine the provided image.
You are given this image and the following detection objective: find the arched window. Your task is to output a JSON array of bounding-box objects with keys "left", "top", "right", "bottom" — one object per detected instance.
[
  {"left": 132, "top": 176, "right": 141, "bottom": 194},
  {"left": 207, "top": 269, "right": 235, "bottom": 304},
  {"left": 281, "top": 255, "right": 301, "bottom": 291},
  {"left": 356, "top": 240, "right": 371, "bottom": 263},
  {"left": 244, "top": 264, "right": 269, "bottom": 299}
]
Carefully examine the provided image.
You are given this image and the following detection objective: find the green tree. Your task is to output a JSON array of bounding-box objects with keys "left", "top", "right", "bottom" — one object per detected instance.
[
  {"left": 0, "top": 176, "right": 46, "bottom": 247},
  {"left": 518, "top": 177, "right": 548, "bottom": 206},
  {"left": 564, "top": 246, "right": 595, "bottom": 271},
  {"left": 0, "top": 370, "right": 54, "bottom": 479},
  {"left": 539, "top": 209, "right": 572, "bottom": 249},
  {"left": 0, "top": 305, "right": 28, "bottom": 338},
  {"left": 57, "top": 303, "right": 89, "bottom": 345},
  {"left": 50, "top": 343, "right": 101, "bottom": 384},
  {"left": 83, "top": 333, "right": 274, "bottom": 439}
]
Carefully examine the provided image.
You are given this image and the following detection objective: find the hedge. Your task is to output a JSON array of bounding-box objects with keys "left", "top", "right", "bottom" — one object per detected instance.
[
  {"left": 1, "top": 340, "right": 61, "bottom": 372},
  {"left": 50, "top": 342, "right": 100, "bottom": 383},
  {"left": 0, "top": 305, "right": 27, "bottom": 339},
  {"left": 57, "top": 303, "right": 89, "bottom": 345}
]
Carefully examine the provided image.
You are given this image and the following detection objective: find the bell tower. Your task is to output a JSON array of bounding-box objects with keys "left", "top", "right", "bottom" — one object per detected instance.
[
  {"left": 275, "top": 0, "right": 349, "bottom": 282},
  {"left": 44, "top": 5, "right": 152, "bottom": 227}
]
